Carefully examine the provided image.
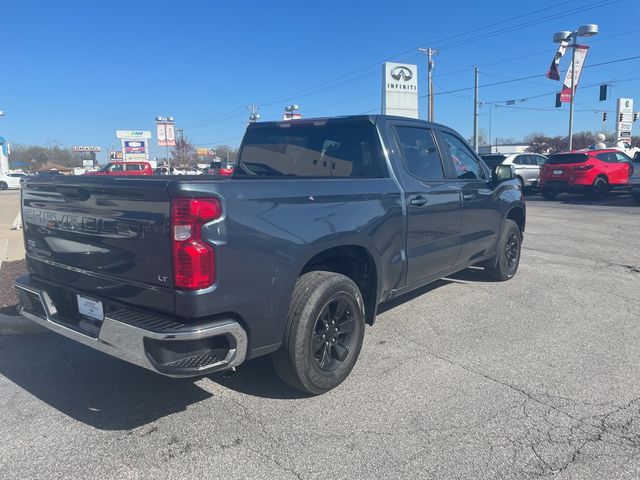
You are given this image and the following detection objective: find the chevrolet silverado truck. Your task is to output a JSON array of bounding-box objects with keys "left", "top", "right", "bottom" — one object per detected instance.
[{"left": 15, "top": 115, "right": 525, "bottom": 394}]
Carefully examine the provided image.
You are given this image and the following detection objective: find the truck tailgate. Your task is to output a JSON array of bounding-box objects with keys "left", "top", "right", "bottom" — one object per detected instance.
[{"left": 21, "top": 176, "right": 176, "bottom": 311}]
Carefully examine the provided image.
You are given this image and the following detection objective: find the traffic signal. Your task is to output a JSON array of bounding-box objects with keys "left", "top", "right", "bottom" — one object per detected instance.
[
  {"left": 599, "top": 84, "right": 607, "bottom": 101},
  {"left": 602, "top": 112, "right": 607, "bottom": 122},
  {"left": 555, "top": 93, "right": 562, "bottom": 108},
  {"left": 634, "top": 112, "right": 639, "bottom": 122},
  {"left": 619, "top": 113, "right": 624, "bottom": 122}
]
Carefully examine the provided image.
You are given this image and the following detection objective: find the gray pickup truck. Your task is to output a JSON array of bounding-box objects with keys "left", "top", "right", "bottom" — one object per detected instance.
[{"left": 15, "top": 115, "right": 525, "bottom": 394}]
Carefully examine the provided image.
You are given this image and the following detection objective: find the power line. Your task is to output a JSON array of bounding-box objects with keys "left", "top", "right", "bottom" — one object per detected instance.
[
  {"left": 177, "top": 1, "right": 602, "bottom": 130},
  {"left": 437, "top": 0, "right": 619, "bottom": 50},
  {"left": 424, "top": 55, "right": 640, "bottom": 98},
  {"left": 436, "top": 27, "right": 640, "bottom": 79}
]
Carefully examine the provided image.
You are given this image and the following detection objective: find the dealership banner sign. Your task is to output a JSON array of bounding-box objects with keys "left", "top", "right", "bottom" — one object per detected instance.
[
  {"left": 546, "top": 41, "right": 568, "bottom": 81},
  {"left": 157, "top": 122, "right": 176, "bottom": 147},
  {"left": 560, "top": 45, "right": 589, "bottom": 103}
]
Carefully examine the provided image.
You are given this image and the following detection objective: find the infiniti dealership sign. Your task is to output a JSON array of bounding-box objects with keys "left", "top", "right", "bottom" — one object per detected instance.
[{"left": 382, "top": 62, "right": 418, "bottom": 118}]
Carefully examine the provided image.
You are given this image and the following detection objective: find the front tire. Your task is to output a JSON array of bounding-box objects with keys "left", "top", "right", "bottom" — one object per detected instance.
[
  {"left": 484, "top": 219, "right": 522, "bottom": 281},
  {"left": 0, "top": 181, "right": 7, "bottom": 190},
  {"left": 273, "top": 271, "right": 366, "bottom": 395}
]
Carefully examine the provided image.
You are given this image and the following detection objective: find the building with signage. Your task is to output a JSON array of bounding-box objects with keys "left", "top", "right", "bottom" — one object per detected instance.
[
  {"left": 115, "top": 130, "right": 151, "bottom": 162},
  {"left": 382, "top": 62, "right": 419, "bottom": 119}
]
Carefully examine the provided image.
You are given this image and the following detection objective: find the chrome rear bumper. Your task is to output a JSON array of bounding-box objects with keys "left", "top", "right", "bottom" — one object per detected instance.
[{"left": 14, "top": 276, "right": 248, "bottom": 377}]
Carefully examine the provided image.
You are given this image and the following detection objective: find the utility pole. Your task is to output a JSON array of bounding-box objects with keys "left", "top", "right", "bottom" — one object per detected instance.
[
  {"left": 473, "top": 66, "right": 479, "bottom": 152},
  {"left": 418, "top": 48, "right": 438, "bottom": 121}
]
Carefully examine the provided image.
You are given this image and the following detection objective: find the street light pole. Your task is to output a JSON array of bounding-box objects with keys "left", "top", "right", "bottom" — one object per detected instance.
[
  {"left": 568, "top": 31, "right": 577, "bottom": 151},
  {"left": 553, "top": 24, "right": 598, "bottom": 151}
]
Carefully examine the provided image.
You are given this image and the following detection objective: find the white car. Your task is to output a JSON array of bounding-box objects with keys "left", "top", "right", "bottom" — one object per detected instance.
[
  {"left": 612, "top": 141, "right": 640, "bottom": 161},
  {"left": 0, "top": 173, "right": 26, "bottom": 190}
]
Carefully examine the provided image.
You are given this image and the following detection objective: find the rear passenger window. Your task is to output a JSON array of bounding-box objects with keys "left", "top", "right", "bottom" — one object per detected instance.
[
  {"left": 127, "top": 164, "right": 142, "bottom": 171},
  {"left": 394, "top": 127, "right": 444, "bottom": 181},
  {"left": 441, "top": 132, "right": 484, "bottom": 180},
  {"left": 596, "top": 153, "right": 616, "bottom": 163}
]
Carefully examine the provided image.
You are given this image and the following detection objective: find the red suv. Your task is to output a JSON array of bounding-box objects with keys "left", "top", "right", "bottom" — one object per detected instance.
[
  {"left": 539, "top": 149, "right": 633, "bottom": 200},
  {"left": 85, "top": 161, "right": 154, "bottom": 176}
]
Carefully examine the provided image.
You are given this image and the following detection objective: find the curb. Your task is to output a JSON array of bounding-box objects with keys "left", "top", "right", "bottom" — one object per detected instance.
[{"left": 0, "top": 312, "right": 49, "bottom": 335}]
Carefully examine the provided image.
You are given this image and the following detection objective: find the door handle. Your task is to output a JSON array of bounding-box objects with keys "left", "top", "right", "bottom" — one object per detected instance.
[
  {"left": 463, "top": 193, "right": 475, "bottom": 201},
  {"left": 409, "top": 196, "right": 428, "bottom": 207}
]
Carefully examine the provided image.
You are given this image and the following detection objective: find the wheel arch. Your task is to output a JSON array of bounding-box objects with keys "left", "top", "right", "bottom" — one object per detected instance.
[
  {"left": 299, "top": 244, "right": 379, "bottom": 325},
  {"left": 506, "top": 205, "right": 526, "bottom": 233}
]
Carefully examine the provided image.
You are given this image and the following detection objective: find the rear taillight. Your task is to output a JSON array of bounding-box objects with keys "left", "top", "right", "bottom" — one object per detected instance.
[
  {"left": 219, "top": 166, "right": 234, "bottom": 176},
  {"left": 573, "top": 164, "right": 594, "bottom": 171},
  {"left": 171, "top": 197, "right": 222, "bottom": 290}
]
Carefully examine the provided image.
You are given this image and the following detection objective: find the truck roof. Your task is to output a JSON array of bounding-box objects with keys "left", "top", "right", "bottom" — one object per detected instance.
[{"left": 247, "top": 115, "right": 452, "bottom": 130}]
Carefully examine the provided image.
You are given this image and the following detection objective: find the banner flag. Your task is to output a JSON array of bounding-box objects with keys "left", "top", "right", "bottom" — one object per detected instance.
[
  {"left": 560, "top": 45, "right": 589, "bottom": 103},
  {"left": 546, "top": 41, "right": 568, "bottom": 80}
]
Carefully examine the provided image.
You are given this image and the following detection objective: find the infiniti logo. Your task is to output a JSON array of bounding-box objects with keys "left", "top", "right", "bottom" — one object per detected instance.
[{"left": 390, "top": 66, "right": 413, "bottom": 81}]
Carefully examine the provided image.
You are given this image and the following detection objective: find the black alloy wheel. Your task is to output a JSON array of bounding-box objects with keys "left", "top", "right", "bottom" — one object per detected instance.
[{"left": 312, "top": 296, "right": 356, "bottom": 372}]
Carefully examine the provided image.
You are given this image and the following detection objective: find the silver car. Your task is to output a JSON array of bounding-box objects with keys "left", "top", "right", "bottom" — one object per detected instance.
[{"left": 481, "top": 153, "right": 547, "bottom": 188}]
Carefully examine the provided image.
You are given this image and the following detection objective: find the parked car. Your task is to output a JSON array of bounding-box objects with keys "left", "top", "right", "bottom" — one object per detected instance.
[
  {"left": 539, "top": 149, "right": 633, "bottom": 200},
  {"left": 205, "top": 160, "right": 235, "bottom": 176},
  {"left": 218, "top": 162, "right": 234, "bottom": 176},
  {"left": 15, "top": 115, "right": 525, "bottom": 394},
  {"left": 86, "top": 161, "right": 153, "bottom": 176},
  {"left": 0, "top": 173, "right": 25, "bottom": 190},
  {"left": 612, "top": 141, "right": 640, "bottom": 161},
  {"left": 480, "top": 153, "right": 547, "bottom": 188}
]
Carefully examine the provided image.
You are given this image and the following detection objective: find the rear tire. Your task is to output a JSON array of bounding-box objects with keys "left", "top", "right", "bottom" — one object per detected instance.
[
  {"left": 484, "top": 219, "right": 522, "bottom": 281},
  {"left": 541, "top": 188, "right": 558, "bottom": 200},
  {"left": 592, "top": 176, "right": 609, "bottom": 200},
  {"left": 0, "top": 182, "right": 7, "bottom": 190},
  {"left": 272, "top": 271, "right": 366, "bottom": 395}
]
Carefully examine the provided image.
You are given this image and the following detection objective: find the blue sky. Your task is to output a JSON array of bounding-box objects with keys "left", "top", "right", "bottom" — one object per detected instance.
[{"left": 2, "top": 0, "right": 639, "bottom": 161}]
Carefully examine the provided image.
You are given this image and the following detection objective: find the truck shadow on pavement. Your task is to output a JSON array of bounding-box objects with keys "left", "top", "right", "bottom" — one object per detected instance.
[
  {"left": 0, "top": 277, "right": 463, "bottom": 427},
  {"left": 0, "top": 333, "right": 213, "bottom": 430}
]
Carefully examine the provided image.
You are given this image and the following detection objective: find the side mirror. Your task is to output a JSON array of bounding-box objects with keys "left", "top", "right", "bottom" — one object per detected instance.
[{"left": 492, "top": 164, "right": 514, "bottom": 183}]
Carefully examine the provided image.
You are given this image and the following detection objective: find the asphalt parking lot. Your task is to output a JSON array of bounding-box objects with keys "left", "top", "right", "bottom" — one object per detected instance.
[{"left": 1, "top": 190, "right": 639, "bottom": 479}]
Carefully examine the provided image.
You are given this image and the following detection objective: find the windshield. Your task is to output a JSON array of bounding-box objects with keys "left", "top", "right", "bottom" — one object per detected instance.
[
  {"left": 480, "top": 155, "right": 506, "bottom": 168},
  {"left": 547, "top": 153, "right": 587, "bottom": 165}
]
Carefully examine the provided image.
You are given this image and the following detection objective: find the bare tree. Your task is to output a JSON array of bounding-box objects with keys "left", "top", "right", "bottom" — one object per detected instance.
[{"left": 171, "top": 137, "right": 198, "bottom": 168}]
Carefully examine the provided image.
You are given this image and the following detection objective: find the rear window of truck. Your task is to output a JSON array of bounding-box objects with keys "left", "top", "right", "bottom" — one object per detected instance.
[
  {"left": 235, "top": 123, "right": 388, "bottom": 178},
  {"left": 547, "top": 153, "right": 587, "bottom": 164}
]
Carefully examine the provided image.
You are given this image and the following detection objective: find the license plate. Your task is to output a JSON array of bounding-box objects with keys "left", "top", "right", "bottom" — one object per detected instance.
[
  {"left": 553, "top": 169, "right": 563, "bottom": 175},
  {"left": 77, "top": 295, "right": 104, "bottom": 322}
]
